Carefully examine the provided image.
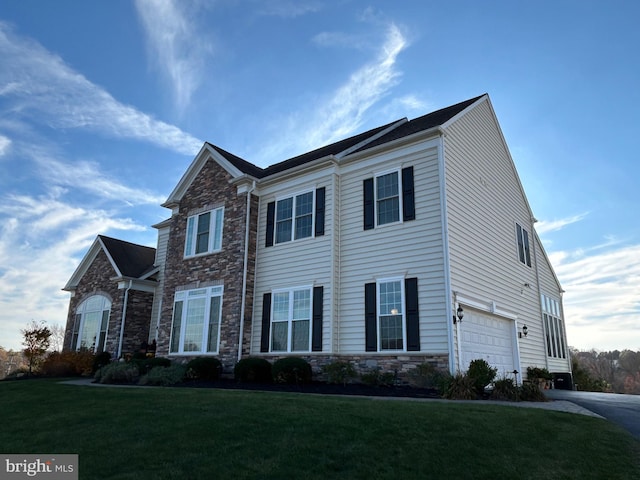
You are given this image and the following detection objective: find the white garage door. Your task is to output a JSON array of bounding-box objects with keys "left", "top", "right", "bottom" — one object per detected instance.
[{"left": 460, "top": 309, "right": 516, "bottom": 377}]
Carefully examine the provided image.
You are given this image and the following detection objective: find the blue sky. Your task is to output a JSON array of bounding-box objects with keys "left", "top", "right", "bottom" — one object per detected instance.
[{"left": 0, "top": 1, "right": 638, "bottom": 353}]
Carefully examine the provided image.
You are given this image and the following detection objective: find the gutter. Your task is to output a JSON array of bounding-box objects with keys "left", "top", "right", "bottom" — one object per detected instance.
[
  {"left": 117, "top": 280, "right": 132, "bottom": 359},
  {"left": 238, "top": 180, "right": 256, "bottom": 361}
]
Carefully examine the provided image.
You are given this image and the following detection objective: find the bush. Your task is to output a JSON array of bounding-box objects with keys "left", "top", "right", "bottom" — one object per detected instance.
[
  {"left": 467, "top": 359, "right": 497, "bottom": 395},
  {"left": 92, "top": 351, "right": 112, "bottom": 373},
  {"left": 139, "top": 365, "right": 187, "bottom": 386},
  {"left": 234, "top": 357, "right": 272, "bottom": 383},
  {"left": 442, "top": 372, "right": 476, "bottom": 400},
  {"left": 272, "top": 357, "right": 312, "bottom": 384},
  {"left": 95, "top": 362, "right": 140, "bottom": 384},
  {"left": 491, "top": 377, "right": 518, "bottom": 401},
  {"left": 186, "top": 357, "right": 222, "bottom": 381},
  {"left": 360, "top": 367, "right": 396, "bottom": 387},
  {"left": 519, "top": 382, "right": 548, "bottom": 402},
  {"left": 41, "top": 350, "right": 95, "bottom": 377},
  {"left": 526, "top": 366, "right": 552, "bottom": 381},
  {"left": 407, "top": 363, "right": 451, "bottom": 392},
  {"left": 322, "top": 361, "right": 357, "bottom": 385},
  {"left": 134, "top": 357, "right": 172, "bottom": 374}
]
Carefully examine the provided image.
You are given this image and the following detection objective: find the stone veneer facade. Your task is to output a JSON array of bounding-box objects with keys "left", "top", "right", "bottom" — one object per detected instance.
[
  {"left": 63, "top": 249, "right": 154, "bottom": 356},
  {"left": 155, "top": 158, "right": 257, "bottom": 372}
]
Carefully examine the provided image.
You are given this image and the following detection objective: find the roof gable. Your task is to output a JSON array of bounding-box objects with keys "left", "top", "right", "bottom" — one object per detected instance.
[{"left": 63, "top": 236, "right": 156, "bottom": 291}]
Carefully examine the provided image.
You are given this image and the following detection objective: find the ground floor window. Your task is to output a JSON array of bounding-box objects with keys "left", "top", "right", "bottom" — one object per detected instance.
[
  {"left": 377, "top": 279, "right": 405, "bottom": 351},
  {"left": 72, "top": 295, "right": 110, "bottom": 352},
  {"left": 271, "top": 286, "right": 312, "bottom": 352},
  {"left": 170, "top": 286, "right": 223, "bottom": 354},
  {"left": 541, "top": 294, "right": 566, "bottom": 359}
]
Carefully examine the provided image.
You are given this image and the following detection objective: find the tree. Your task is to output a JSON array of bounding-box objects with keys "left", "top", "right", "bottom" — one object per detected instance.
[
  {"left": 21, "top": 321, "right": 52, "bottom": 375},
  {"left": 48, "top": 323, "right": 65, "bottom": 352}
]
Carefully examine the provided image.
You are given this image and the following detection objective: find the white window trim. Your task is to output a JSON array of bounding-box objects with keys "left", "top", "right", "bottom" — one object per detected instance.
[
  {"left": 169, "top": 286, "right": 223, "bottom": 355},
  {"left": 74, "top": 295, "right": 111, "bottom": 352},
  {"left": 270, "top": 285, "right": 313, "bottom": 353},
  {"left": 541, "top": 294, "right": 566, "bottom": 359},
  {"left": 376, "top": 276, "right": 406, "bottom": 352},
  {"left": 374, "top": 168, "right": 403, "bottom": 228},
  {"left": 274, "top": 190, "right": 316, "bottom": 244},
  {"left": 184, "top": 207, "right": 224, "bottom": 258},
  {"left": 515, "top": 222, "right": 532, "bottom": 267}
]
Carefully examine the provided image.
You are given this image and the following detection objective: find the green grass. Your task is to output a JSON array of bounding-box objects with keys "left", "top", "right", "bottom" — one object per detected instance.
[{"left": 1, "top": 379, "right": 639, "bottom": 479}]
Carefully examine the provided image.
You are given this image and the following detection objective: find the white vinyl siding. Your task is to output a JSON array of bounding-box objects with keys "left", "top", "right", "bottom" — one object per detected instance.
[
  {"left": 339, "top": 140, "right": 448, "bottom": 355},
  {"left": 252, "top": 173, "right": 333, "bottom": 354},
  {"left": 444, "top": 98, "right": 544, "bottom": 369}
]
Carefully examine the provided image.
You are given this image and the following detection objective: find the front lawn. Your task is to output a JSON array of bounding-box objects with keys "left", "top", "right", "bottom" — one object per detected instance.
[{"left": 1, "top": 379, "right": 638, "bottom": 479}]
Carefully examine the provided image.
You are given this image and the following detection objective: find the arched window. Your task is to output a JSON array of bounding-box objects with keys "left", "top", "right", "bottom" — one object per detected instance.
[{"left": 72, "top": 295, "right": 111, "bottom": 352}]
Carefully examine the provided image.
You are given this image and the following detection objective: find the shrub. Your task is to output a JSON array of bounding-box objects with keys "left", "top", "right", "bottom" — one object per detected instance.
[
  {"left": 322, "top": 360, "right": 357, "bottom": 385},
  {"left": 186, "top": 357, "right": 222, "bottom": 381},
  {"left": 139, "top": 365, "right": 187, "bottom": 386},
  {"left": 491, "top": 377, "right": 518, "bottom": 401},
  {"left": 442, "top": 372, "right": 476, "bottom": 400},
  {"left": 92, "top": 351, "right": 112, "bottom": 373},
  {"left": 526, "top": 366, "right": 552, "bottom": 381},
  {"left": 41, "top": 350, "right": 95, "bottom": 377},
  {"left": 272, "top": 357, "right": 312, "bottom": 384},
  {"left": 95, "top": 362, "right": 140, "bottom": 384},
  {"left": 360, "top": 367, "right": 396, "bottom": 387},
  {"left": 407, "top": 363, "right": 451, "bottom": 392},
  {"left": 467, "top": 359, "right": 497, "bottom": 395},
  {"left": 519, "top": 382, "right": 548, "bottom": 402},
  {"left": 134, "top": 357, "right": 172, "bottom": 374},
  {"left": 234, "top": 357, "right": 272, "bottom": 383}
]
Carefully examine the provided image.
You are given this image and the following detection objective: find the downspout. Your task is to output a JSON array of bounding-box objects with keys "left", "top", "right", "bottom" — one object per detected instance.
[
  {"left": 117, "top": 280, "right": 132, "bottom": 359},
  {"left": 437, "top": 130, "right": 456, "bottom": 374},
  {"left": 238, "top": 181, "right": 256, "bottom": 362}
]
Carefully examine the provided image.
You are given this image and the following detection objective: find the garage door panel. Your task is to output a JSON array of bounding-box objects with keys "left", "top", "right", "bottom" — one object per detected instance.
[{"left": 460, "top": 309, "right": 515, "bottom": 376}]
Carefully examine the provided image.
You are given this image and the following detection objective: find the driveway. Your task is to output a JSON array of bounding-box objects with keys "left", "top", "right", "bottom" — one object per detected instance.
[{"left": 545, "top": 389, "right": 640, "bottom": 440}]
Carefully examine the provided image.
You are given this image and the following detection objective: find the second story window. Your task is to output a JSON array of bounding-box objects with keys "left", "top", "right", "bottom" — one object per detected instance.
[
  {"left": 363, "top": 166, "right": 415, "bottom": 230},
  {"left": 516, "top": 223, "right": 531, "bottom": 267},
  {"left": 265, "top": 188, "right": 325, "bottom": 247},
  {"left": 185, "top": 207, "right": 224, "bottom": 257}
]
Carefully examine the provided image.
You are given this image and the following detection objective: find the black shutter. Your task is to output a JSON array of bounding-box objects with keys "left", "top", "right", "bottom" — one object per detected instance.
[
  {"left": 363, "top": 178, "right": 374, "bottom": 230},
  {"left": 265, "top": 202, "right": 275, "bottom": 247},
  {"left": 365, "top": 282, "right": 377, "bottom": 351},
  {"left": 315, "top": 187, "right": 325, "bottom": 237},
  {"left": 312, "top": 286, "right": 323, "bottom": 351},
  {"left": 523, "top": 228, "right": 532, "bottom": 267},
  {"left": 516, "top": 224, "right": 525, "bottom": 264},
  {"left": 405, "top": 278, "right": 420, "bottom": 351},
  {"left": 260, "top": 293, "right": 272, "bottom": 352},
  {"left": 402, "top": 166, "right": 415, "bottom": 222}
]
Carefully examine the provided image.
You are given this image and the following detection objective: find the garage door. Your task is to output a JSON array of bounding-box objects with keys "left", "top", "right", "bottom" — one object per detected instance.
[{"left": 460, "top": 309, "right": 516, "bottom": 376}]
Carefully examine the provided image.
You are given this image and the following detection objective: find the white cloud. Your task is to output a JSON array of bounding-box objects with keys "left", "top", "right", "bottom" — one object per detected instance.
[
  {"left": 551, "top": 243, "right": 640, "bottom": 351},
  {"left": 0, "top": 134, "right": 11, "bottom": 157},
  {"left": 535, "top": 212, "right": 589, "bottom": 234},
  {"left": 258, "top": 0, "right": 322, "bottom": 18},
  {"left": 0, "top": 21, "right": 202, "bottom": 156},
  {"left": 134, "top": 0, "right": 214, "bottom": 113},
  {"left": 0, "top": 189, "right": 150, "bottom": 351}
]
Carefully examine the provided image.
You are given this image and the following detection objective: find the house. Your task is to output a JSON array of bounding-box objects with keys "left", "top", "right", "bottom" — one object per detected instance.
[{"left": 63, "top": 94, "right": 572, "bottom": 385}]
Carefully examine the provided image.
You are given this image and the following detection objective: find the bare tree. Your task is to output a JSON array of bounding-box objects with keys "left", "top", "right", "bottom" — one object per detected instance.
[
  {"left": 21, "top": 321, "right": 51, "bottom": 375},
  {"left": 49, "top": 323, "right": 66, "bottom": 352}
]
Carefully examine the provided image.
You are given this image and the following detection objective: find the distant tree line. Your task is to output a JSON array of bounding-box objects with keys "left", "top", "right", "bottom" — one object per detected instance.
[{"left": 571, "top": 348, "right": 640, "bottom": 394}]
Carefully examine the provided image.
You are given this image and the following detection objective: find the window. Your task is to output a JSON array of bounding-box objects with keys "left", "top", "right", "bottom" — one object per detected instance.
[
  {"left": 185, "top": 207, "right": 224, "bottom": 257},
  {"left": 265, "top": 188, "right": 325, "bottom": 247},
  {"left": 260, "top": 286, "right": 324, "bottom": 353},
  {"left": 270, "top": 287, "right": 311, "bottom": 352},
  {"left": 516, "top": 223, "right": 532, "bottom": 267},
  {"left": 72, "top": 295, "right": 110, "bottom": 352},
  {"left": 541, "top": 294, "right": 566, "bottom": 359},
  {"left": 364, "top": 277, "right": 420, "bottom": 352},
  {"left": 363, "top": 166, "right": 415, "bottom": 230},
  {"left": 169, "top": 286, "right": 223, "bottom": 354}
]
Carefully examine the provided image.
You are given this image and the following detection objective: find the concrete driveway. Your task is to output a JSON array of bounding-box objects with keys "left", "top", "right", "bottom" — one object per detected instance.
[{"left": 545, "top": 389, "right": 640, "bottom": 440}]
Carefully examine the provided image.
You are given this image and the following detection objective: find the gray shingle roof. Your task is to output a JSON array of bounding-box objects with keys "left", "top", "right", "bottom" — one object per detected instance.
[
  {"left": 98, "top": 235, "right": 156, "bottom": 278},
  {"left": 208, "top": 94, "right": 484, "bottom": 178}
]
